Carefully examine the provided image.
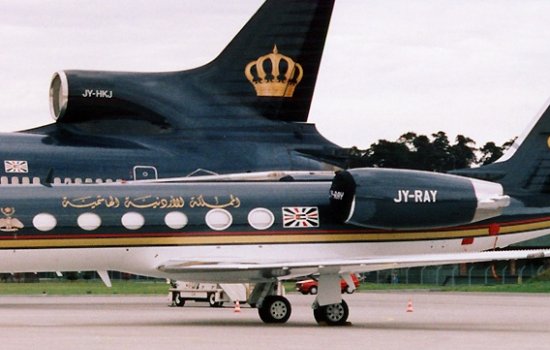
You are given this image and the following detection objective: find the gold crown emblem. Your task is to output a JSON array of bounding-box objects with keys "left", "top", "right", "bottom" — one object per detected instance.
[{"left": 245, "top": 45, "right": 303, "bottom": 97}]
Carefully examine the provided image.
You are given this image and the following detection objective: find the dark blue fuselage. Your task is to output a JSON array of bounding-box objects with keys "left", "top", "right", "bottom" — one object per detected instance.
[{"left": 0, "top": 123, "right": 340, "bottom": 183}]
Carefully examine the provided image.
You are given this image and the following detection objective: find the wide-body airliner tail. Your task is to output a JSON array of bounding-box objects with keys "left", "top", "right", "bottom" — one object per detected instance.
[
  {"left": 49, "top": 0, "right": 335, "bottom": 130},
  {"left": 17, "top": 0, "right": 342, "bottom": 180}
]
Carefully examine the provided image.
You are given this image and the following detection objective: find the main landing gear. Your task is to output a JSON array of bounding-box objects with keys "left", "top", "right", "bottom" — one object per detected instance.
[
  {"left": 258, "top": 295, "right": 292, "bottom": 323},
  {"left": 256, "top": 295, "right": 349, "bottom": 325},
  {"left": 250, "top": 280, "right": 350, "bottom": 325},
  {"left": 313, "top": 300, "right": 349, "bottom": 325},
  {"left": 250, "top": 282, "right": 293, "bottom": 324}
]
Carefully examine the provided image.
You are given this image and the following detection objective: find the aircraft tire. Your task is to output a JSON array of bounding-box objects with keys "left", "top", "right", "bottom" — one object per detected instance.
[
  {"left": 173, "top": 292, "right": 185, "bottom": 307},
  {"left": 258, "top": 296, "right": 291, "bottom": 324},
  {"left": 313, "top": 300, "right": 349, "bottom": 325}
]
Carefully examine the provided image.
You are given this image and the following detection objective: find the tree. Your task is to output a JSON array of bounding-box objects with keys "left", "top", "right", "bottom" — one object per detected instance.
[
  {"left": 411, "top": 134, "right": 436, "bottom": 170},
  {"left": 478, "top": 138, "right": 516, "bottom": 165},
  {"left": 478, "top": 142, "right": 503, "bottom": 165},
  {"left": 361, "top": 140, "right": 412, "bottom": 169},
  {"left": 450, "top": 135, "right": 476, "bottom": 169},
  {"left": 349, "top": 131, "right": 511, "bottom": 172}
]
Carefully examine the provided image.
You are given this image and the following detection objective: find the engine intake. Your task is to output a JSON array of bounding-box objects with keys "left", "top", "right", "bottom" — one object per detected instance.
[
  {"left": 48, "top": 70, "right": 169, "bottom": 128},
  {"left": 330, "top": 168, "right": 509, "bottom": 230}
]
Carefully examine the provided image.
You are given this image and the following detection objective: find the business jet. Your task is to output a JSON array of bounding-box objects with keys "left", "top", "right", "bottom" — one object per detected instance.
[
  {"left": 1, "top": 0, "right": 550, "bottom": 326},
  {"left": 1, "top": 128, "right": 550, "bottom": 325}
]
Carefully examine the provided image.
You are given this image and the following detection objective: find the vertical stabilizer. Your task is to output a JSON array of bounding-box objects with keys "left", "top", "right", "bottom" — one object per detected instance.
[
  {"left": 455, "top": 99, "right": 550, "bottom": 193},
  {"left": 181, "top": 0, "right": 335, "bottom": 123}
]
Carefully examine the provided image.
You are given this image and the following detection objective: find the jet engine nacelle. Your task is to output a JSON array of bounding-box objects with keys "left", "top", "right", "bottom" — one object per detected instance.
[
  {"left": 49, "top": 70, "right": 170, "bottom": 127},
  {"left": 329, "top": 168, "right": 510, "bottom": 230}
]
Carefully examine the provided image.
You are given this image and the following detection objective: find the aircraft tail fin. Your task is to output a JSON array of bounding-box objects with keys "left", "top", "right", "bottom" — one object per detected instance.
[
  {"left": 454, "top": 98, "right": 550, "bottom": 193},
  {"left": 187, "top": 0, "right": 335, "bottom": 123},
  {"left": 50, "top": 1, "right": 335, "bottom": 130}
]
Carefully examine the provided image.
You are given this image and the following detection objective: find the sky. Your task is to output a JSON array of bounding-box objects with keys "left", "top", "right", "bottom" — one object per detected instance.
[{"left": 1, "top": 0, "right": 550, "bottom": 149}]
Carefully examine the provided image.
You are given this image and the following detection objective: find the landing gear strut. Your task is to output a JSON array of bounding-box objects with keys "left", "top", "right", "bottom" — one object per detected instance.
[
  {"left": 258, "top": 295, "right": 292, "bottom": 324},
  {"left": 313, "top": 300, "right": 349, "bottom": 325}
]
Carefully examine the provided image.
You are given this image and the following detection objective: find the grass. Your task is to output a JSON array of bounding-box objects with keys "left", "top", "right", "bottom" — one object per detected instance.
[
  {"left": 356, "top": 281, "right": 550, "bottom": 293},
  {"left": 0, "top": 280, "right": 170, "bottom": 295},
  {"left": 1, "top": 278, "right": 550, "bottom": 295}
]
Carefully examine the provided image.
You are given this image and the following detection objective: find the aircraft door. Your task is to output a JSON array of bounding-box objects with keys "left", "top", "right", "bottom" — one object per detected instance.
[{"left": 133, "top": 166, "right": 158, "bottom": 180}]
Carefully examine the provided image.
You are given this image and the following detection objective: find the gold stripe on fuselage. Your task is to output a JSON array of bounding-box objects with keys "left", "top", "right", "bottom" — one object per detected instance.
[{"left": 0, "top": 218, "right": 548, "bottom": 249}]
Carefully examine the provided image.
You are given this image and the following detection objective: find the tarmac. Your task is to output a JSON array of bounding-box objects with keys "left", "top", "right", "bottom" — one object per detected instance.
[{"left": 0, "top": 291, "right": 549, "bottom": 350}]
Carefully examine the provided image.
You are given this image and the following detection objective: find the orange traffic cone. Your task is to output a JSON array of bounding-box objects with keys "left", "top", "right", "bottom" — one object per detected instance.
[
  {"left": 234, "top": 300, "right": 241, "bottom": 313},
  {"left": 406, "top": 298, "right": 414, "bottom": 313}
]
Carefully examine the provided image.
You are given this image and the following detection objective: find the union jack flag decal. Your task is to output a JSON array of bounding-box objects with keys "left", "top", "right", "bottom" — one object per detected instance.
[
  {"left": 282, "top": 207, "right": 319, "bottom": 228},
  {"left": 4, "top": 160, "right": 28, "bottom": 173}
]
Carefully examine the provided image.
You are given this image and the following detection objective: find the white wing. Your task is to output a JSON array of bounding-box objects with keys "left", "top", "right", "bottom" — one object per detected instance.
[{"left": 157, "top": 249, "right": 550, "bottom": 282}]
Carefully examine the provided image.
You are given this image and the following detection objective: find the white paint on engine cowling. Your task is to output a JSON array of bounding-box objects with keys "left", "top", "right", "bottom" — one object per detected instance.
[{"left": 470, "top": 178, "right": 510, "bottom": 223}]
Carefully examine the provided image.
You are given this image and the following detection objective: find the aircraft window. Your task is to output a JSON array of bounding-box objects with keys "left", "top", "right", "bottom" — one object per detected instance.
[
  {"left": 0, "top": 176, "right": 7, "bottom": 185},
  {"left": 33, "top": 213, "right": 57, "bottom": 232},
  {"left": 11, "top": 177, "right": 19, "bottom": 185},
  {"left": 53, "top": 177, "right": 61, "bottom": 184},
  {"left": 77, "top": 212, "right": 101, "bottom": 231},
  {"left": 121, "top": 212, "right": 145, "bottom": 230},
  {"left": 164, "top": 211, "right": 188, "bottom": 230},
  {"left": 248, "top": 208, "right": 275, "bottom": 230},
  {"left": 74, "top": 178, "right": 82, "bottom": 184},
  {"left": 32, "top": 177, "right": 40, "bottom": 185},
  {"left": 205, "top": 209, "right": 233, "bottom": 231}
]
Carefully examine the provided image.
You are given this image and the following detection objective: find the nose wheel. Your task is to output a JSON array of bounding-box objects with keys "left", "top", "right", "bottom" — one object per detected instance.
[
  {"left": 258, "top": 295, "right": 292, "bottom": 324},
  {"left": 313, "top": 300, "right": 349, "bottom": 325}
]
